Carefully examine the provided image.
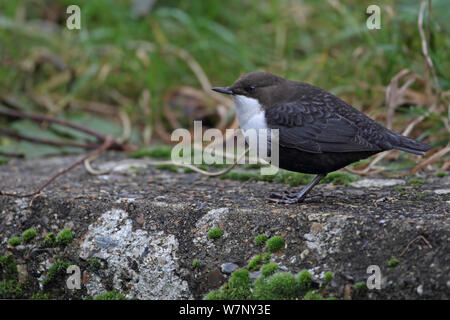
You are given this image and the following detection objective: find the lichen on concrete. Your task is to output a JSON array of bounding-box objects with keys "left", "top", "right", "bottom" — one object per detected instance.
[{"left": 79, "top": 208, "right": 192, "bottom": 299}]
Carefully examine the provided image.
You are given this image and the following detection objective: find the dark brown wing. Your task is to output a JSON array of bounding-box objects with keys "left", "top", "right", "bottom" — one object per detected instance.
[{"left": 266, "top": 101, "right": 383, "bottom": 154}]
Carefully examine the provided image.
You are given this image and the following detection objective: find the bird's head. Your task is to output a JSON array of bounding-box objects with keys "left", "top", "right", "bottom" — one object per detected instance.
[{"left": 212, "top": 72, "right": 285, "bottom": 101}]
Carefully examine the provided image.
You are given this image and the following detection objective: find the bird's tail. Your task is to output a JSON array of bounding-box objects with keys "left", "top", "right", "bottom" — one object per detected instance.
[{"left": 388, "top": 132, "right": 431, "bottom": 156}]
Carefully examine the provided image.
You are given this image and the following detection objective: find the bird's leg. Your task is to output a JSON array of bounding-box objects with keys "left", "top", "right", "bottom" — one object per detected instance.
[{"left": 267, "top": 174, "right": 326, "bottom": 204}]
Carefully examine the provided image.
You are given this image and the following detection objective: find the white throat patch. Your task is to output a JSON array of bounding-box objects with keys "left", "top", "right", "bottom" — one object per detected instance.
[{"left": 232, "top": 95, "right": 268, "bottom": 134}]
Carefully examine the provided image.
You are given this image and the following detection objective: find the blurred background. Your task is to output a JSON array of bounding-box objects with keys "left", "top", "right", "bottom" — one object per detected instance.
[{"left": 0, "top": 0, "right": 448, "bottom": 173}]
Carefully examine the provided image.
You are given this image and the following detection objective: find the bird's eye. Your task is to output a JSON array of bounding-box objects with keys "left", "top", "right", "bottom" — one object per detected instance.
[{"left": 247, "top": 85, "right": 256, "bottom": 92}]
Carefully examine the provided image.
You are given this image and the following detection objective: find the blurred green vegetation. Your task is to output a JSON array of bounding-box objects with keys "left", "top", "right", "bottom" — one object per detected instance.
[{"left": 0, "top": 0, "right": 448, "bottom": 165}]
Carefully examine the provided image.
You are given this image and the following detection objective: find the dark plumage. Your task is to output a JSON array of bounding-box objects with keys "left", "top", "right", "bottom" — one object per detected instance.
[{"left": 213, "top": 72, "right": 431, "bottom": 203}]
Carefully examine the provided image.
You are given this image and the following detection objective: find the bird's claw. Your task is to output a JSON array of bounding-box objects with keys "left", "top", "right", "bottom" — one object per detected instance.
[
  {"left": 269, "top": 191, "right": 300, "bottom": 199},
  {"left": 266, "top": 193, "right": 319, "bottom": 204}
]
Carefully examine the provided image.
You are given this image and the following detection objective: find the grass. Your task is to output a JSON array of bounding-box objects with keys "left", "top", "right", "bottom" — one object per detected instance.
[{"left": 0, "top": 0, "right": 448, "bottom": 167}]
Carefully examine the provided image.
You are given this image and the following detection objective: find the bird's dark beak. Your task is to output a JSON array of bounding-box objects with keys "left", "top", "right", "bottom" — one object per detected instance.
[{"left": 212, "top": 87, "right": 233, "bottom": 95}]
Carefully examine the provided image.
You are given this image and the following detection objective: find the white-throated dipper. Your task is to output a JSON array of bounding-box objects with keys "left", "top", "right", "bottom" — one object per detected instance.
[{"left": 212, "top": 72, "right": 431, "bottom": 204}]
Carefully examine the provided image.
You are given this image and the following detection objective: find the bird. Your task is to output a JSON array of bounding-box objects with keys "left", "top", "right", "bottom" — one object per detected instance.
[{"left": 212, "top": 72, "right": 431, "bottom": 204}]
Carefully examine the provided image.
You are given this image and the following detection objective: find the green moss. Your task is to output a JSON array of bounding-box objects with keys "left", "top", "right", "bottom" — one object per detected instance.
[
  {"left": 320, "top": 172, "right": 358, "bottom": 186},
  {"left": 393, "top": 186, "right": 407, "bottom": 192},
  {"left": 207, "top": 227, "right": 224, "bottom": 239},
  {"left": 266, "top": 236, "right": 285, "bottom": 253},
  {"left": 254, "top": 234, "right": 268, "bottom": 245},
  {"left": 0, "top": 158, "right": 8, "bottom": 165},
  {"left": 182, "top": 163, "right": 210, "bottom": 173},
  {"left": 89, "top": 258, "right": 101, "bottom": 272},
  {"left": 243, "top": 163, "right": 264, "bottom": 169},
  {"left": 324, "top": 271, "right": 334, "bottom": 285},
  {"left": 0, "top": 255, "right": 18, "bottom": 281},
  {"left": 131, "top": 145, "right": 173, "bottom": 159},
  {"left": 297, "top": 269, "right": 313, "bottom": 291},
  {"left": 8, "top": 237, "right": 21, "bottom": 247},
  {"left": 220, "top": 170, "right": 261, "bottom": 181},
  {"left": 262, "top": 252, "right": 271, "bottom": 264},
  {"left": 354, "top": 281, "right": 368, "bottom": 292},
  {"left": 220, "top": 169, "right": 313, "bottom": 187},
  {"left": 55, "top": 229, "right": 73, "bottom": 246},
  {"left": 253, "top": 272, "right": 298, "bottom": 300},
  {"left": 350, "top": 159, "right": 371, "bottom": 167},
  {"left": 327, "top": 296, "right": 339, "bottom": 300},
  {"left": 304, "top": 290, "right": 324, "bottom": 300},
  {"left": 204, "top": 290, "right": 225, "bottom": 300},
  {"left": 388, "top": 258, "right": 400, "bottom": 267},
  {"left": 261, "top": 263, "right": 278, "bottom": 278},
  {"left": 0, "top": 280, "right": 22, "bottom": 299},
  {"left": 156, "top": 164, "right": 180, "bottom": 172},
  {"left": 228, "top": 269, "right": 252, "bottom": 299},
  {"left": 206, "top": 269, "right": 253, "bottom": 300},
  {"left": 414, "top": 192, "right": 427, "bottom": 198},
  {"left": 31, "top": 291, "right": 50, "bottom": 300},
  {"left": 436, "top": 171, "right": 447, "bottom": 178},
  {"left": 94, "top": 291, "right": 127, "bottom": 300},
  {"left": 42, "top": 261, "right": 72, "bottom": 288},
  {"left": 247, "top": 254, "right": 262, "bottom": 271},
  {"left": 205, "top": 269, "right": 252, "bottom": 300},
  {"left": 408, "top": 178, "right": 425, "bottom": 187},
  {"left": 21, "top": 228, "right": 37, "bottom": 243},
  {"left": 192, "top": 259, "right": 200, "bottom": 268},
  {"left": 384, "top": 159, "right": 417, "bottom": 171},
  {"left": 40, "top": 232, "right": 55, "bottom": 248},
  {"left": 273, "top": 171, "right": 313, "bottom": 186}
]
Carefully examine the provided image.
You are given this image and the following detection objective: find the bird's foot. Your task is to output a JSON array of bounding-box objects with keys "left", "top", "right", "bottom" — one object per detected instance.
[{"left": 266, "top": 191, "right": 319, "bottom": 204}]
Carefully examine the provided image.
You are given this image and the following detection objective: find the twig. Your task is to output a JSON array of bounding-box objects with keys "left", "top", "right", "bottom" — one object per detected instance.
[
  {"left": 0, "top": 137, "right": 115, "bottom": 198},
  {"left": 400, "top": 235, "right": 432, "bottom": 257},
  {"left": 418, "top": 0, "right": 440, "bottom": 95},
  {"left": 410, "top": 144, "right": 450, "bottom": 174}
]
